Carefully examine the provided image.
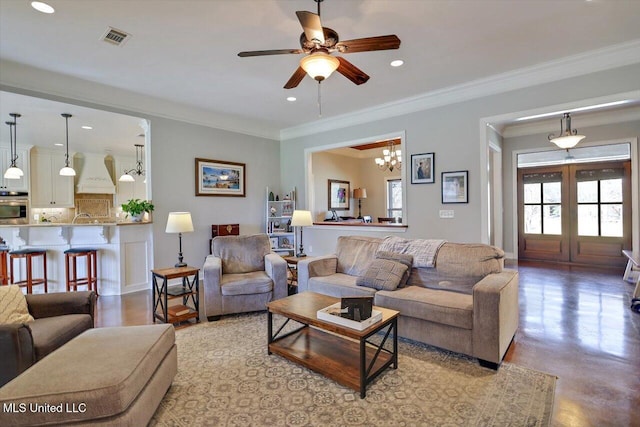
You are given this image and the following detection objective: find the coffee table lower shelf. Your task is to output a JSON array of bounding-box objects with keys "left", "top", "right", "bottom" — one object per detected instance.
[{"left": 268, "top": 325, "right": 395, "bottom": 397}]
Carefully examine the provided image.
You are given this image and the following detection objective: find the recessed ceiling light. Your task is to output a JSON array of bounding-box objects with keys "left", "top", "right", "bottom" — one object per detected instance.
[
  {"left": 31, "top": 1, "right": 55, "bottom": 14},
  {"left": 390, "top": 60, "right": 404, "bottom": 67},
  {"left": 81, "top": 125, "right": 93, "bottom": 130},
  {"left": 54, "top": 143, "right": 63, "bottom": 147},
  {"left": 287, "top": 97, "right": 297, "bottom": 102}
]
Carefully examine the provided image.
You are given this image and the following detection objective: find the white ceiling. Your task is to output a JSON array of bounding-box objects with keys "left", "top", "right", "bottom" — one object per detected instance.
[{"left": 1, "top": 0, "right": 639, "bottom": 147}]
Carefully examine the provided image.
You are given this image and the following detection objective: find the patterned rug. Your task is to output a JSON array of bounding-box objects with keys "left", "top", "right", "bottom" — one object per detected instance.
[{"left": 151, "top": 312, "right": 555, "bottom": 426}]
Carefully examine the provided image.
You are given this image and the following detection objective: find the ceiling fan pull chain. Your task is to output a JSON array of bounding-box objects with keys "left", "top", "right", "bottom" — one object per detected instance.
[{"left": 317, "top": 81, "right": 322, "bottom": 117}]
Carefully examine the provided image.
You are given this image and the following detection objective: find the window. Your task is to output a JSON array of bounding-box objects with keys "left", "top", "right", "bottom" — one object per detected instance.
[
  {"left": 576, "top": 169, "right": 623, "bottom": 237},
  {"left": 522, "top": 172, "right": 562, "bottom": 235},
  {"left": 386, "top": 179, "right": 402, "bottom": 219}
]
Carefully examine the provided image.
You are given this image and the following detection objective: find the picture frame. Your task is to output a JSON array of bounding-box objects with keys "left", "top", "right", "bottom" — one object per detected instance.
[
  {"left": 411, "top": 152, "right": 435, "bottom": 184},
  {"left": 328, "top": 179, "right": 350, "bottom": 210},
  {"left": 195, "top": 158, "right": 246, "bottom": 197},
  {"left": 269, "top": 237, "right": 278, "bottom": 249},
  {"left": 441, "top": 170, "right": 469, "bottom": 204}
]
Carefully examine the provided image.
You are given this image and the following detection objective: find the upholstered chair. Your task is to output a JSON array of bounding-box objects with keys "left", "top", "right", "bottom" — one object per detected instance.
[{"left": 200, "top": 234, "right": 287, "bottom": 321}]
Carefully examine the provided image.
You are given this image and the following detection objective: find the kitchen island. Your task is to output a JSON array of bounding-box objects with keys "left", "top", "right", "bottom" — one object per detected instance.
[{"left": 0, "top": 222, "right": 153, "bottom": 295}]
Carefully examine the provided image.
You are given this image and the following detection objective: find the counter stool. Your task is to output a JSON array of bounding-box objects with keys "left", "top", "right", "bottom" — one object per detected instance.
[
  {"left": 64, "top": 248, "right": 99, "bottom": 295},
  {"left": 0, "top": 249, "right": 8, "bottom": 285},
  {"left": 9, "top": 249, "right": 48, "bottom": 294}
]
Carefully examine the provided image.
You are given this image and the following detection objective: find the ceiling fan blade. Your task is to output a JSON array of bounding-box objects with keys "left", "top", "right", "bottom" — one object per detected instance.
[
  {"left": 238, "top": 49, "right": 304, "bottom": 57},
  {"left": 336, "top": 57, "right": 370, "bottom": 85},
  {"left": 336, "top": 35, "right": 401, "bottom": 53},
  {"left": 284, "top": 66, "right": 307, "bottom": 89},
  {"left": 296, "top": 11, "right": 325, "bottom": 44}
]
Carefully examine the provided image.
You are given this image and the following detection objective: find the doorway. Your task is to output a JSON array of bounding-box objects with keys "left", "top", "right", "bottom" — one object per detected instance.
[{"left": 517, "top": 160, "right": 631, "bottom": 267}]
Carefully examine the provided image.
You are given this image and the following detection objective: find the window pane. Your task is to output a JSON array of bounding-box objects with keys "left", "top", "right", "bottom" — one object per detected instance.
[
  {"left": 524, "top": 205, "right": 541, "bottom": 234},
  {"left": 577, "top": 181, "right": 598, "bottom": 203},
  {"left": 601, "top": 204, "right": 623, "bottom": 237},
  {"left": 389, "top": 180, "right": 402, "bottom": 209},
  {"left": 524, "top": 183, "right": 540, "bottom": 203},
  {"left": 542, "top": 182, "right": 561, "bottom": 203},
  {"left": 543, "top": 205, "right": 561, "bottom": 235},
  {"left": 601, "top": 179, "right": 622, "bottom": 203},
  {"left": 578, "top": 205, "right": 599, "bottom": 236}
]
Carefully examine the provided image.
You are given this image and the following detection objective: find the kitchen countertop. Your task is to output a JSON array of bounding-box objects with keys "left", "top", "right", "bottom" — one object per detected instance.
[{"left": 0, "top": 221, "right": 152, "bottom": 227}]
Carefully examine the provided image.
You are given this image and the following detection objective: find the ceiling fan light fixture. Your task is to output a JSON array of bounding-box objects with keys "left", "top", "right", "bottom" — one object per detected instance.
[
  {"left": 300, "top": 51, "right": 339, "bottom": 81},
  {"left": 548, "top": 112, "right": 586, "bottom": 149}
]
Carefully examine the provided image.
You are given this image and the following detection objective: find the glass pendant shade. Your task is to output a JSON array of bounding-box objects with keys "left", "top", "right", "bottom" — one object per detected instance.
[
  {"left": 548, "top": 112, "right": 585, "bottom": 149},
  {"left": 119, "top": 173, "right": 135, "bottom": 182},
  {"left": 59, "top": 166, "right": 76, "bottom": 176},
  {"left": 300, "top": 51, "right": 340, "bottom": 81}
]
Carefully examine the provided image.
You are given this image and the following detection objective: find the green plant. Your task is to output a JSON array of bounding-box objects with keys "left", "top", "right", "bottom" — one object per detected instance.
[{"left": 121, "top": 199, "right": 154, "bottom": 216}]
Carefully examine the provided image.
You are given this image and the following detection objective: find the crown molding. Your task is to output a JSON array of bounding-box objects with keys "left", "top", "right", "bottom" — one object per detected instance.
[
  {"left": 0, "top": 60, "right": 280, "bottom": 141},
  {"left": 280, "top": 39, "right": 640, "bottom": 141}
]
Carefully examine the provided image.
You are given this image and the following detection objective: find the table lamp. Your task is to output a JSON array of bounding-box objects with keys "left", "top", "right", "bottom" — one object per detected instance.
[
  {"left": 290, "top": 210, "right": 313, "bottom": 257},
  {"left": 165, "top": 212, "right": 194, "bottom": 267},
  {"left": 353, "top": 188, "right": 367, "bottom": 219}
]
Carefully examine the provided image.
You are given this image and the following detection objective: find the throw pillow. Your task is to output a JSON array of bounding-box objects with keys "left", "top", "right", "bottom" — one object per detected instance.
[
  {"left": 0, "top": 285, "right": 34, "bottom": 324},
  {"left": 376, "top": 251, "right": 413, "bottom": 287},
  {"left": 356, "top": 258, "right": 409, "bottom": 291}
]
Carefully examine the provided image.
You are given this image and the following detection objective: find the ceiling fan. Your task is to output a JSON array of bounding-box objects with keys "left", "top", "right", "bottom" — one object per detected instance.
[{"left": 238, "top": 0, "right": 401, "bottom": 89}]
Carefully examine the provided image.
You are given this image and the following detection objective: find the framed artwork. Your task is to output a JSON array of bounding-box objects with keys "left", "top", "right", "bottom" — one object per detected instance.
[
  {"left": 195, "top": 158, "right": 246, "bottom": 197},
  {"left": 411, "top": 152, "right": 435, "bottom": 184},
  {"left": 269, "top": 237, "right": 278, "bottom": 249},
  {"left": 441, "top": 170, "right": 469, "bottom": 204},
  {"left": 328, "top": 179, "right": 350, "bottom": 210}
]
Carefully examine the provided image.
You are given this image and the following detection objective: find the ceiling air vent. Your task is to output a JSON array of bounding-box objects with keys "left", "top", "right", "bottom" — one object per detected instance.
[{"left": 101, "top": 27, "right": 131, "bottom": 46}]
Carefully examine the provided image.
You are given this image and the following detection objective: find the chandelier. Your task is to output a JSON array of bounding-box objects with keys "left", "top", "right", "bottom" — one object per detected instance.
[
  {"left": 374, "top": 140, "right": 402, "bottom": 172},
  {"left": 548, "top": 112, "right": 585, "bottom": 149},
  {"left": 119, "top": 144, "right": 145, "bottom": 182}
]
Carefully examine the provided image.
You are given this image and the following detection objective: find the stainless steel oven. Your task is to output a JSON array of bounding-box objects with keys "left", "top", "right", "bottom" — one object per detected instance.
[{"left": 0, "top": 192, "right": 29, "bottom": 225}]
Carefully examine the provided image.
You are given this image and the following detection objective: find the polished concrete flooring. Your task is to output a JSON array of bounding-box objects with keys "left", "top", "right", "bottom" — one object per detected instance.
[{"left": 95, "top": 260, "right": 639, "bottom": 427}]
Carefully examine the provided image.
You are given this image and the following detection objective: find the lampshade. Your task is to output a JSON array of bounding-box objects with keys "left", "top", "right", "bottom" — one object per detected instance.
[
  {"left": 119, "top": 173, "right": 135, "bottom": 182},
  {"left": 59, "top": 166, "right": 76, "bottom": 176},
  {"left": 290, "top": 210, "right": 313, "bottom": 227},
  {"left": 548, "top": 112, "right": 585, "bottom": 149},
  {"left": 4, "top": 167, "right": 22, "bottom": 179},
  {"left": 300, "top": 51, "right": 340, "bottom": 81},
  {"left": 165, "top": 212, "right": 194, "bottom": 233},
  {"left": 353, "top": 188, "right": 367, "bottom": 199}
]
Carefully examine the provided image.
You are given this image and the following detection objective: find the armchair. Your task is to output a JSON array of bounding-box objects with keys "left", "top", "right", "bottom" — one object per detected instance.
[
  {"left": 0, "top": 290, "right": 96, "bottom": 387},
  {"left": 200, "top": 234, "right": 287, "bottom": 321}
]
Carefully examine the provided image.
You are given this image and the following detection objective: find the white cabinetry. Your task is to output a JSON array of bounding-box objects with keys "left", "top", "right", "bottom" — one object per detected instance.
[
  {"left": 266, "top": 187, "right": 296, "bottom": 256},
  {"left": 0, "top": 146, "right": 30, "bottom": 192},
  {"left": 30, "top": 149, "right": 74, "bottom": 207},
  {"left": 114, "top": 156, "right": 146, "bottom": 206}
]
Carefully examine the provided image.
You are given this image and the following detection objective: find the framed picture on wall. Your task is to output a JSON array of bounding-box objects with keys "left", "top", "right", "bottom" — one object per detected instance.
[
  {"left": 195, "top": 158, "right": 246, "bottom": 197},
  {"left": 441, "top": 170, "right": 469, "bottom": 204},
  {"left": 328, "top": 179, "right": 350, "bottom": 210},
  {"left": 411, "top": 152, "right": 435, "bottom": 184}
]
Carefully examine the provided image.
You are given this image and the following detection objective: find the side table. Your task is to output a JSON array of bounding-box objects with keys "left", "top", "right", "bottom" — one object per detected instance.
[
  {"left": 152, "top": 266, "right": 200, "bottom": 324},
  {"left": 282, "top": 256, "right": 311, "bottom": 295}
]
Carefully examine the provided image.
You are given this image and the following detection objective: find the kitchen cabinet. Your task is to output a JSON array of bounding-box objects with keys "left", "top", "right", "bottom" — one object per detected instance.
[
  {"left": 114, "top": 157, "right": 146, "bottom": 206},
  {"left": 0, "top": 146, "right": 30, "bottom": 192},
  {"left": 30, "top": 148, "right": 74, "bottom": 208}
]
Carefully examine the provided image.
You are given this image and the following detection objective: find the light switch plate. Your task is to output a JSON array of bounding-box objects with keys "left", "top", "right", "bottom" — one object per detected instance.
[{"left": 439, "top": 210, "right": 454, "bottom": 219}]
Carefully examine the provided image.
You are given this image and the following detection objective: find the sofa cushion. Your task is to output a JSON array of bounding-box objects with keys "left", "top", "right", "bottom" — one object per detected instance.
[
  {"left": 309, "top": 273, "right": 377, "bottom": 298},
  {"left": 28, "top": 314, "right": 93, "bottom": 360},
  {"left": 435, "top": 242, "right": 504, "bottom": 277},
  {"left": 0, "top": 325, "right": 175, "bottom": 426},
  {"left": 221, "top": 271, "right": 273, "bottom": 296},
  {"left": 407, "top": 269, "right": 481, "bottom": 295},
  {"left": 356, "top": 258, "right": 408, "bottom": 291},
  {"left": 0, "top": 285, "right": 34, "bottom": 324},
  {"left": 375, "top": 251, "right": 413, "bottom": 286},
  {"left": 375, "top": 286, "right": 473, "bottom": 330},
  {"left": 335, "top": 236, "right": 382, "bottom": 276},
  {"left": 213, "top": 234, "right": 270, "bottom": 274}
]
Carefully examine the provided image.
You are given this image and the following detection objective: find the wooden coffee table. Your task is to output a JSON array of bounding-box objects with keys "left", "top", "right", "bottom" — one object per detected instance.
[{"left": 267, "top": 292, "right": 399, "bottom": 398}]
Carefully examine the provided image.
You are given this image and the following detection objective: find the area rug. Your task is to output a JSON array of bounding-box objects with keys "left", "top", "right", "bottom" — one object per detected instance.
[{"left": 151, "top": 312, "right": 555, "bottom": 426}]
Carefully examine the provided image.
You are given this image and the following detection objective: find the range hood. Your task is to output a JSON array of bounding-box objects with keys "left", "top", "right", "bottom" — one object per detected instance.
[{"left": 75, "top": 153, "right": 116, "bottom": 194}]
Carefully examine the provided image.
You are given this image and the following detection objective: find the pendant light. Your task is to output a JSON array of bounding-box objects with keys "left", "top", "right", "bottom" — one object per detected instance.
[
  {"left": 548, "top": 112, "right": 585, "bottom": 149},
  {"left": 59, "top": 113, "right": 76, "bottom": 176},
  {"left": 4, "top": 113, "right": 24, "bottom": 180},
  {"left": 119, "top": 143, "right": 145, "bottom": 182}
]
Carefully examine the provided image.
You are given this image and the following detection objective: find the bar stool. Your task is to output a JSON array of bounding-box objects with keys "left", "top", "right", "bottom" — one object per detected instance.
[
  {"left": 64, "top": 248, "right": 99, "bottom": 295},
  {"left": 9, "top": 249, "right": 48, "bottom": 294},
  {"left": 0, "top": 248, "right": 8, "bottom": 285}
]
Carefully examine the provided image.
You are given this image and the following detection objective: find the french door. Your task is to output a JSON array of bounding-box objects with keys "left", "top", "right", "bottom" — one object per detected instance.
[{"left": 518, "top": 160, "right": 630, "bottom": 267}]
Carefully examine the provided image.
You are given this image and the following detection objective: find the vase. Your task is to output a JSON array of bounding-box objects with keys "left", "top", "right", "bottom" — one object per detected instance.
[{"left": 130, "top": 213, "right": 144, "bottom": 222}]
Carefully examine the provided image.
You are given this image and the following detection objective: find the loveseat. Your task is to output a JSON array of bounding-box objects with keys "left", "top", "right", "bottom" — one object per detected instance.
[
  {"left": 0, "top": 290, "right": 96, "bottom": 387},
  {"left": 297, "top": 235, "right": 519, "bottom": 368}
]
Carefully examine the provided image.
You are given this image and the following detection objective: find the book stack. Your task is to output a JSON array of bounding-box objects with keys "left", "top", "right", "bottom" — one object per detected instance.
[{"left": 167, "top": 304, "right": 191, "bottom": 317}]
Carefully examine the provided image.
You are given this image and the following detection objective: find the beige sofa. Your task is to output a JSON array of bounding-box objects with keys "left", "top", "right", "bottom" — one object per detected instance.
[{"left": 297, "top": 235, "right": 519, "bottom": 368}]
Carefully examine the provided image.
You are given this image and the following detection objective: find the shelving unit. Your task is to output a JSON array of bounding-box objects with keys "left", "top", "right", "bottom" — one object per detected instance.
[{"left": 266, "top": 187, "right": 296, "bottom": 256}]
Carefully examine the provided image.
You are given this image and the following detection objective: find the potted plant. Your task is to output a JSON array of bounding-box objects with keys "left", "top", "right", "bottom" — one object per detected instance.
[{"left": 121, "top": 199, "right": 154, "bottom": 222}]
